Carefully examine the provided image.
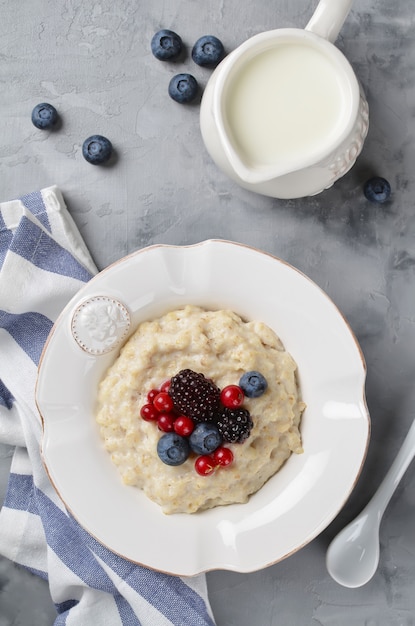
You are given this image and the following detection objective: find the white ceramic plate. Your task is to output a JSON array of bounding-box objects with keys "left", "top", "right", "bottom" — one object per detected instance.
[{"left": 36, "top": 240, "right": 370, "bottom": 576}]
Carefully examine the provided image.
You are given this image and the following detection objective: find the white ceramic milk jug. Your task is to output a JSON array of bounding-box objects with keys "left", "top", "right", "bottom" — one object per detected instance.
[{"left": 200, "top": 0, "right": 369, "bottom": 199}]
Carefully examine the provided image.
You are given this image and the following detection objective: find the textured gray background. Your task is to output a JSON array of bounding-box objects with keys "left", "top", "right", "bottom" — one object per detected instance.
[{"left": 1, "top": 0, "right": 415, "bottom": 624}]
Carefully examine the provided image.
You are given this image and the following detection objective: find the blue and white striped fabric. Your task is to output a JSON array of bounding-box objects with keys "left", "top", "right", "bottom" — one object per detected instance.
[{"left": 0, "top": 186, "right": 216, "bottom": 626}]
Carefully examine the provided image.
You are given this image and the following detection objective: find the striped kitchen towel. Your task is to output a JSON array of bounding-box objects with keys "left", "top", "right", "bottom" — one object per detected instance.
[{"left": 0, "top": 186, "right": 216, "bottom": 626}]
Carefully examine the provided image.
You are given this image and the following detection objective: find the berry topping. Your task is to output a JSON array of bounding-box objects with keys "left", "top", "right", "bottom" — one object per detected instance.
[
  {"left": 140, "top": 364, "right": 263, "bottom": 477},
  {"left": 151, "top": 29, "right": 183, "bottom": 61},
  {"left": 363, "top": 177, "right": 391, "bottom": 203},
  {"left": 168, "top": 73, "right": 199, "bottom": 104},
  {"left": 157, "top": 432, "right": 190, "bottom": 466},
  {"left": 168, "top": 369, "right": 220, "bottom": 422},
  {"left": 217, "top": 407, "right": 253, "bottom": 443},
  {"left": 31, "top": 103, "right": 58, "bottom": 129},
  {"left": 157, "top": 413, "right": 176, "bottom": 432},
  {"left": 239, "top": 371, "right": 268, "bottom": 398},
  {"left": 195, "top": 455, "right": 218, "bottom": 476},
  {"left": 213, "top": 447, "right": 234, "bottom": 467},
  {"left": 189, "top": 422, "right": 222, "bottom": 455},
  {"left": 174, "top": 415, "right": 195, "bottom": 437},
  {"left": 82, "top": 135, "right": 113, "bottom": 165},
  {"left": 153, "top": 391, "right": 174, "bottom": 413},
  {"left": 140, "top": 403, "right": 159, "bottom": 421},
  {"left": 220, "top": 385, "right": 244, "bottom": 408},
  {"left": 192, "top": 35, "right": 225, "bottom": 67}
]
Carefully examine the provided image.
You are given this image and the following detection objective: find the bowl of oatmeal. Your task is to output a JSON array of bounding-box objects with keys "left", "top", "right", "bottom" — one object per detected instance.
[
  {"left": 96, "top": 305, "right": 305, "bottom": 515},
  {"left": 36, "top": 239, "right": 370, "bottom": 575}
]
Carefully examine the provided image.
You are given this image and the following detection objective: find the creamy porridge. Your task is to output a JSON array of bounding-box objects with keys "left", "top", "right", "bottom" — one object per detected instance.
[{"left": 96, "top": 305, "right": 305, "bottom": 514}]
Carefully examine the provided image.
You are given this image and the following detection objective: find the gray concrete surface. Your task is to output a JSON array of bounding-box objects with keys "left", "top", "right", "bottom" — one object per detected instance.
[{"left": 1, "top": 0, "right": 415, "bottom": 624}]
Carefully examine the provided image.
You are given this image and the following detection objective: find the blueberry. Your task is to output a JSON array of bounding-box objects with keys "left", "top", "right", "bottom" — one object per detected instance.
[
  {"left": 363, "top": 177, "right": 391, "bottom": 203},
  {"left": 31, "top": 103, "right": 58, "bottom": 129},
  {"left": 151, "top": 29, "right": 183, "bottom": 61},
  {"left": 82, "top": 135, "right": 112, "bottom": 165},
  {"left": 192, "top": 35, "right": 225, "bottom": 67},
  {"left": 168, "top": 73, "right": 199, "bottom": 104},
  {"left": 239, "top": 371, "right": 268, "bottom": 398},
  {"left": 189, "top": 422, "right": 222, "bottom": 455},
  {"left": 157, "top": 432, "right": 190, "bottom": 466}
]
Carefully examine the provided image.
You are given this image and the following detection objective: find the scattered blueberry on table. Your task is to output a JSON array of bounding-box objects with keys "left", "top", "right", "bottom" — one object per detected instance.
[
  {"left": 31, "top": 103, "right": 58, "bottom": 129},
  {"left": 363, "top": 177, "right": 391, "bottom": 203},
  {"left": 151, "top": 29, "right": 183, "bottom": 61},
  {"left": 82, "top": 135, "right": 113, "bottom": 165},
  {"left": 192, "top": 35, "right": 225, "bottom": 67},
  {"left": 168, "top": 73, "right": 199, "bottom": 103}
]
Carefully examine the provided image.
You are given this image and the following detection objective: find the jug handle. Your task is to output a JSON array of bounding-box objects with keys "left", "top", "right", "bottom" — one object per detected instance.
[{"left": 305, "top": 0, "right": 354, "bottom": 43}]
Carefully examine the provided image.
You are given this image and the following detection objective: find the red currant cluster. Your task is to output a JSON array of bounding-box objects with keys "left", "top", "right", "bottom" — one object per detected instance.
[
  {"left": 195, "top": 447, "right": 234, "bottom": 476},
  {"left": 139, "top": 379, "right": 238, "bottom": 476}
]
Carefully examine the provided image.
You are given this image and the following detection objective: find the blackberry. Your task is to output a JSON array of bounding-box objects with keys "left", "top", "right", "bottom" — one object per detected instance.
[
  {"left": 217, "top": 407, "right": 253, "bottom": 444},
  {"left": 168, "top": 369, "right": 220, "bottom": 422}
]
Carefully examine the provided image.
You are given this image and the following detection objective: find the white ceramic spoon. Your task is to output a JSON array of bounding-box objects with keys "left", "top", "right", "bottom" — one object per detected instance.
[{"left": 326, "top": 419, "right": 415, "bottom": 588}]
